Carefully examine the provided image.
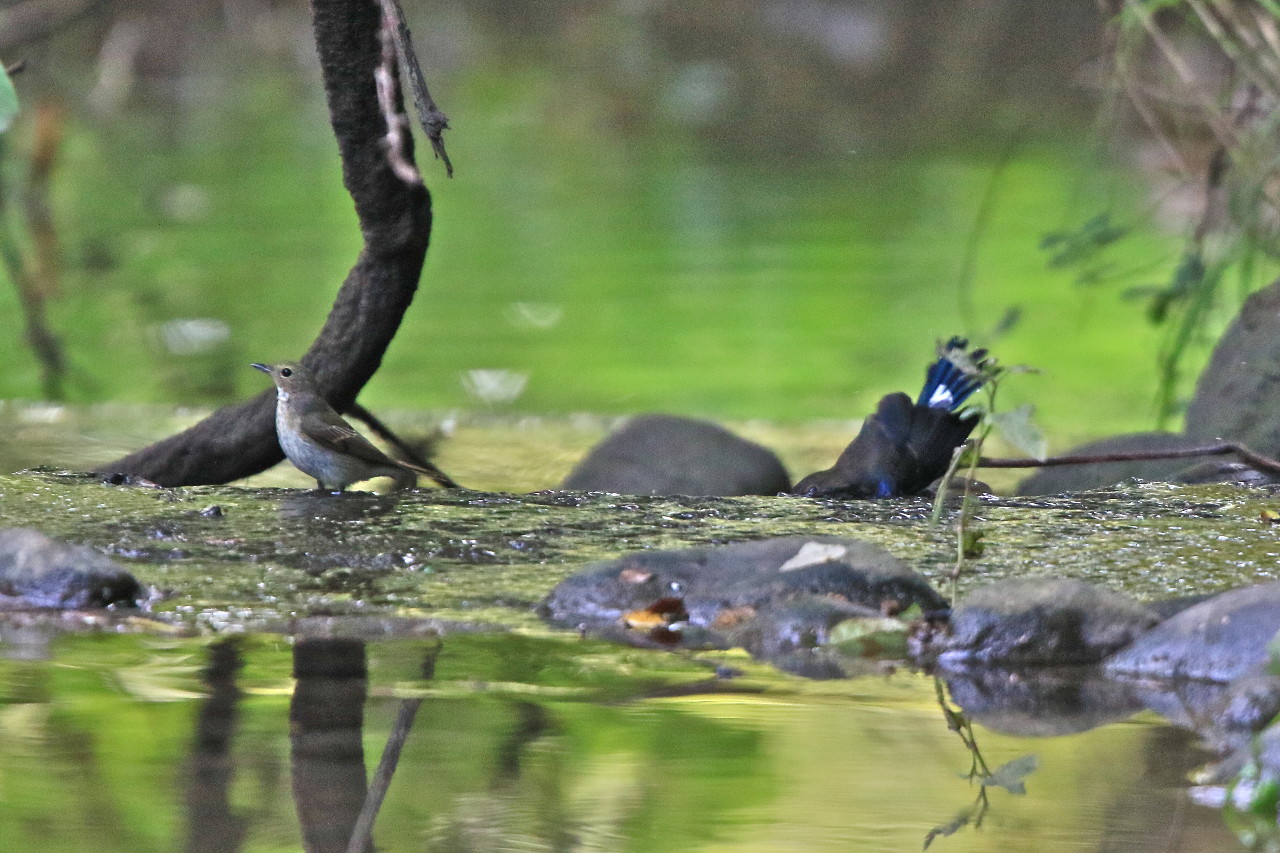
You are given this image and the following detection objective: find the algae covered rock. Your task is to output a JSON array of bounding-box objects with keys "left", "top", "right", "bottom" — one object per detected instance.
[
  {"left": 561, "top": 414, "right": 791, "bottom": 496},
  {"left": 0, "top": 528, "right": 147, "bottom": 608},
  {"left": 1105, "top": 581, "right": 1280, "bottom": 682},
  {"left": 539, "top": 535, "right": 945, "bottom": 655},
  {"left": 917, "top": 578, "right": 1158, "bottom": 666}
]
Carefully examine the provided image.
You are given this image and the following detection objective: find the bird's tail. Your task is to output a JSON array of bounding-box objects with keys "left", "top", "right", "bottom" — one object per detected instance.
[
  {"left": 916, "top": 337, "right": 988, "bottom": 411},
  {"left": 401, "top": 459, "right": 460, "bottom": 489}
]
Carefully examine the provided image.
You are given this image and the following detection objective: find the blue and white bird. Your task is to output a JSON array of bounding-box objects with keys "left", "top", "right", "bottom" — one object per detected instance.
[{"left": 793, "top": 338, "right": 990, "bottom": 499}]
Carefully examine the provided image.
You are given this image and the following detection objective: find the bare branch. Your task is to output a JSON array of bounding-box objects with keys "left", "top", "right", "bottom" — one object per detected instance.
[
  {"left": 374, "top": 17, "right": 422, "bottom": 185},
  {"left": 978, "top": 440, "right": 1280, "bottom": 476},
  {"left": 377, "top": 0, "right": 453, "bottom": 177}
]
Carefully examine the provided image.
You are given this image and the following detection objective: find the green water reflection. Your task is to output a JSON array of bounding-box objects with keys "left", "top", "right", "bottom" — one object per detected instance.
[{"left": 0, "top": 632, "right": 1238, "bottom": 852}]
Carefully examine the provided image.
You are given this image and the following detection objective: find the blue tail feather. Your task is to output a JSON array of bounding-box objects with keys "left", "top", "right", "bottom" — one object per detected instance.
[{"left": 916, "top": 337, "right": 986, "bottom": 411}]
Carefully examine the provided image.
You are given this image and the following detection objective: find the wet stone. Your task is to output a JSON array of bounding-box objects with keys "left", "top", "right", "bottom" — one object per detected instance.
[
  {"left": 1213, "top": 674, "right": 1280, "bottom": 740},
  {"left": 539, "top": 535, "right": 945, "bottom": 655},
  {"left": 1105, "top": 582, "right": 1280, "bottom": 683},
  {"left": 917, "top": 578, "right": 1159, "bottom": 666},
  {"left": 560, "top": 414, "right": 791, "bottom": 496},
  {"left": 0, "top": 528, "right": 147, "bottom": 608}
]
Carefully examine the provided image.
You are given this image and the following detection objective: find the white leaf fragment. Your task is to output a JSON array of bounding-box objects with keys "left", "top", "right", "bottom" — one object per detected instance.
[{"left": 780, "top": 541, "right": 848, "bottom": 572}]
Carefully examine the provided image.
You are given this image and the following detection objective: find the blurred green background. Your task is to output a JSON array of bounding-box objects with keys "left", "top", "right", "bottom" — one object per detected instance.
[{"left": 1, "top": 0, "right": 1254, "bottom": 453}]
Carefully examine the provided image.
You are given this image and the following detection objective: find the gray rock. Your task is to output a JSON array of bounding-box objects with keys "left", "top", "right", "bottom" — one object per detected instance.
[
  {"left": 1015, "top": 432, "right": 1220, "bottom": 495},
  {"left": 922, "top": 578, "right": 1158, "bottom": 666},
  {"left": 1146, "top": 592, "right": 1221, "bottom": 621},
  {"left": 1174, "top": 459, "right": 1276, "bottom": 486},
  {"left": 561, "top": 414, "right": 790, "bottom": 496},
  {"left": 1105, "top": 582, "right": 1280, "bottom": 682},
  {"left": 0, "top": 528, "right": 146, "bottom": 608},
  {"left": 1201, "top": 714, "right": 1280, "bottom": 790},
  {"left": 1215, "top": 674, "right": 1280, "bottom": 738},
  {"left": 539, "top": 535, "right": 945, "bottom": 644},
  {"left": 1186, "top": 278, "right": 1280, "bottom": 458}
]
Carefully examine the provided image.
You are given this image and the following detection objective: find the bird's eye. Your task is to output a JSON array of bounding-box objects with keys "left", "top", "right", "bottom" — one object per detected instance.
[{"left": 280, "top": 368, "right": 292, "bottom": 377}]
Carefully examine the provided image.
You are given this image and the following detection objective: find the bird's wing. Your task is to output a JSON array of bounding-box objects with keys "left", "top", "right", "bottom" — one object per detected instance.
[{"left": 306, "top": 413, "right": 401, "bottom": 467}]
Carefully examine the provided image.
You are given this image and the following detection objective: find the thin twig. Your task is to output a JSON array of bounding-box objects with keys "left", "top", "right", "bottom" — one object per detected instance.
[
  {"left": 346, "top": 697, "right": 421, "bottom": 853},
  {"left": 345, "top": 642, "right": 441, "bottom": 853},
  {"left": 378, "top": 0, "right": 453, "bottom": 177},
  {"left": 0, "top": 137, "right": 66, "bottom": 398},
  {"left": 1128, "top": 0, "right": 1237, "bottom": 145},
  {"left": 374, "top": 18, "right": 421, "bottom": 186}
]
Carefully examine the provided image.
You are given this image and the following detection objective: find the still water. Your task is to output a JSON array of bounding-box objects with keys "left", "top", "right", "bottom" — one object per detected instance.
[
  {"left": 0, "top": 632, "right": 1238, "bottom": 853},
  {"left": 0, "top": 4, "right": 1271, "bottom": 851}
]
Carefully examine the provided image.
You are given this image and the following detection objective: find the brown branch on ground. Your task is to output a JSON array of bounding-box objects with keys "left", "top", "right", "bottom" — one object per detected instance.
[
  {"left": 977, "top": 441, "right": 1280, "bottom": 477},
  {"left": 378, "top": 0, "right": 453, "bottom": 177},
  {"left": 99, "top": 0, "right": 443, "bottom": 486}
]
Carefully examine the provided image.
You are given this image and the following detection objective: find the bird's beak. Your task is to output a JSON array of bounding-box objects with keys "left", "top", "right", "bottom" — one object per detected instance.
[{"left": 250, "top": 363, "right": 271, "bottom": 374}]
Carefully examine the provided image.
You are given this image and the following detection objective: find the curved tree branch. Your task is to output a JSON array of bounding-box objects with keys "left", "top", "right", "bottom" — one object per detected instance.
[{"left": 99, "top": 0, "right": 439, "bottom": 485}]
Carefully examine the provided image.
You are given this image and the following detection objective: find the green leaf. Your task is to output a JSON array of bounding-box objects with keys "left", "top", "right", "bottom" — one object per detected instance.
[
  {"left": 0, "top": 65, "right": 17, "bottom": 133},
  {"left": 827, "top": 616, "right": 908, "bottom": 658},
  {"left": 990, "top": 404, "right": 1047, "bottom": 461},
  {"left": 981, "top": 754, "right": 1039, "bottom": 794}
]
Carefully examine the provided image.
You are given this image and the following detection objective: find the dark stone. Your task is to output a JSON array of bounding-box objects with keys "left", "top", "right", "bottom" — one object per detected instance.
[
  {"left": 940, "top": 667, "right": 1142, "bottom": 736},
  {"left": 918, "top": 578, "right": 1158, "bottom": 666},
  {"left": 1174, "top": 459, "right": 1276, "bottom": 486},
  {"left": 1215, "top": 674, "right": 1280, "bottom": 737},
  {"left": 0, "top": 528, "right": 146, "bottom": 608},
  {"left": 1146, "top": 592, "right": 1222, "bottom": 621},
  {"left": 1185, "top": 278, "right": 1280, "bottom": 458},
  {"left": 1105, "top": 582, "right": 1280, "bottom": 682},
  {"left": 561, "top": 414, "right": 791, "bottom": 496},
  {"left": 539, "top": 535, "right": 945, "bottom": 643},
  {"left": 726, "top": 594, "right": 884, "bottom": 659},
  {"left": 1202, "top": 715, "right": 1280, "bottom": 789},
  {"left": 1015, "top": 432, "right": 1220, "bottom": 495}
]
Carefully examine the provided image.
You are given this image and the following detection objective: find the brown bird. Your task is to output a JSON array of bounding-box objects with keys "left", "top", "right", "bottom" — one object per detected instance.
[{"left": 251, "top": 361, "right": 457, "bottom": 492}]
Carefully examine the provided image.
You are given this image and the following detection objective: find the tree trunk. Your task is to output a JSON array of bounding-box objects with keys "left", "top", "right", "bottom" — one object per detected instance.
[{"left": 99, "top": 0, "right": 432, "bottom": 485}]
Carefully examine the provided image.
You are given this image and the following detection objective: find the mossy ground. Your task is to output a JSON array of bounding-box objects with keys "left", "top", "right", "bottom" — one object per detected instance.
[{"left": 1, "top": 466, "right": 1276, "bottom": 635}]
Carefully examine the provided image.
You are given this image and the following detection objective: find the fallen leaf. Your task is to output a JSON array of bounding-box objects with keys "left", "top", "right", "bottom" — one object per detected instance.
[
  {"left": 779, "top": 541, "right": 847, "bottom": 572},
  {"left": 622, "top": 596, "right": 688, "bottom": 630}
]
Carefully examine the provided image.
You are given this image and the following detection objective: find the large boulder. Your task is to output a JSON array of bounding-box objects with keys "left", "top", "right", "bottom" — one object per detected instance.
[
  {"left": 0, "top": 528, "right": 147, "bottom": 608},
  {"left": 1105, "top": 582, "right": 1280, "bottom": 682},
  {"left": 561, "top": 414, "right": 790, "bottom": 496},
  {"left": 1186, "top": 279, "right": 1280, "bottom": 458},
  {"left": 539, "top": 536, "right": 945, "bottom": 656}
]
